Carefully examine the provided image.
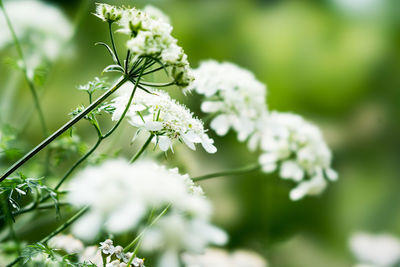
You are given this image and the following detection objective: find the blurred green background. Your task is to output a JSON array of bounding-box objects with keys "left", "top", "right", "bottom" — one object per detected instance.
[{"left": 1, "top": 0, "right": 400, "bottom": 266}]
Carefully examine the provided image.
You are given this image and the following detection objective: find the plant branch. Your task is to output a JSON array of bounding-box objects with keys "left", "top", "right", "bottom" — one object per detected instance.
[
  {"left": 0, "top": 77, "right": 128, "bottom": 183},
  {"left": 192, "top": 163, "right": 261, "bottom": 182},
  {"left": 129, "top": 134, "right": 154, "bottom": 163}
]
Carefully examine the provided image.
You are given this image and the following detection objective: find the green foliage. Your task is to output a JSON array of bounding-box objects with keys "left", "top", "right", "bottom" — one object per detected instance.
[
  {"left": 0, "top": 174, "right": 60, "bottom": 219},
  {"left": 0, "top": 126, "right": 21, "bottom": 160},
  {"left": 21, "top": 243, "right": 97, "bottom": 267},
  {"left": 77, "top": 77, "right": 109, "bottom": 103},
  {"left": 49, "top": 131, "right": 88, "bottom": 165}
]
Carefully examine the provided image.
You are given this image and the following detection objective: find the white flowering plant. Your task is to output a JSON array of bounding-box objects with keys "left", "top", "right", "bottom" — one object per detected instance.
[{"left": 0, "top": 2, "right": 337, "bottom": 267}]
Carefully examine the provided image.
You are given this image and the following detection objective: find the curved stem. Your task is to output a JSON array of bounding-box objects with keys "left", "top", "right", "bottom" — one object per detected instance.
[
  {"left": 0, "top": 77, "right": 128, "bottom": 183},
  {"left": 54, "top": 138, "right": 102, "bottom": 191},
  {"left": 108, "top": 22, "right": 121, "bottom": 66},
  {"left": 0, "top": 202, "right": 70, "bottom": 221},
  {"left": 129, "top": 134, "right": 154, "bottom": 163},
  {"left": 0, "top": 0, "right": 47, "bottom": 136},
  {"left": 124, "top": 204, "right": 170, "bottom": 254},
  {"left": 192, "top": 163, "right": 261, "bottom": 182},
  {"left": 138, "top": 81, "right": 175, "bottom": 87}
]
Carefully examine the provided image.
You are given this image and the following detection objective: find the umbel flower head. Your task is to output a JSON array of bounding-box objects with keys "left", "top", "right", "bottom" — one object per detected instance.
[
  {"left": 68, "top": 159, "right": 219, "bottom": 241},
  {"left": 112, "top": 83, "right": 217, "bottom": 154},
  {"left": 94, "top": 3, "right": 123, "bottom": 23},
  {"left": 188, "top": 60, "right": 268, "bottom": 141},
  {"left": 256, "top": 111, "right": 338, "bottom": 201},
  {"left": 94, "top": 3, "right": 194, "bottom": 87}
]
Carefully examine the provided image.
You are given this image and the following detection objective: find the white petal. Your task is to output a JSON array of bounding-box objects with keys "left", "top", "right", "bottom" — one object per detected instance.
[
  {"left": 144, "top": 121, "right": 163, "bottom": 131},
  {"left": 181, "top": 134, "right": 196, "bottom": 150},
  {"left": 325, "top": 168, "right": 338, "bottom": 181},
  {"left": 158, "top": 136, "right": 172, "bottom": 151},
  {"left": 72, "top": 212, "right": 102, "bottom": 241},
  {"left": 201, "top": 138, "right": 217, "bottom": 154},
  {"left": 280, "top": 161, "right": 304, "bottom": 181},
  {"left": 106, "top": 203, "right": 146, "bottom": 233},
  {"left": 200, "top": 101, "right": 223, "bottom": 113},
  {"left": 210, "top": 115, "right": 230, "bottom": 136},
  {"left": 183, "top": 131, "right": 202, "bottom": 143}
]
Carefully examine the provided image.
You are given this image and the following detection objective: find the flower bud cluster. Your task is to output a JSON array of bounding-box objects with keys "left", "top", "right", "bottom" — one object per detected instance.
[{"left": 99, "top": 239, "right": 145, "bottom": 267}]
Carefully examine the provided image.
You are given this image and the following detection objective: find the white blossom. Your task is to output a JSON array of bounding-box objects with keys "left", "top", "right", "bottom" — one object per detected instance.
[
  {"left": 141, "top": 212, "right": 228, "bottom": 267},
  {"left": 257, "top": 111, "right": 338, "bottom": 201},
  {"left": 182, "top": 248, "right": 268, "bottom": 267},
  {"left": 0, "top": 0, "right": 73, "bottom": 66},
  {"left": 100, "top": 4, "right": 194, "bottom": 87},
  {"left": 143, "top": 5, "right": 170, "bottom": 24},
  {"left": 68, "top": 159, "right": 215, "bottom": 240},
  {"left": 188, "top": 60, "right": 267, "bottom": 141},
  {"left": 94, "top": 3, "right": 123, "bottom": 23},
  {"left": 112, "top": 84, "right": 217, "bottom": 154},
  {"left": 349, "top": 232, "right": 400, "bottom": 267},
  {"left": 48, "top": 234, "right": 84, "bottom": 254}
]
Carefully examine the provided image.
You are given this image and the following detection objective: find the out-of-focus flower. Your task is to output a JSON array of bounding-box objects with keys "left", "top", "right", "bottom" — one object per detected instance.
[
  {"left": 112, "top": 84, "right": 216, "bottom": 154},
  {"left": 349, "top": 232, "right": 400, "bottom": 267},
  {"left": 143, "top": 5, "right": 170, "bottom": 24},
  {"left": 141, "top": 212, "right": 228, "bottom": 267},
  {"left": 93, "top": 3, "right": 193, "bottom": 87},
  {"left": 257, "top": 111, "right": 338, "bottom": 201},
  {"left": 48, "top": 234, "right": 84, "bottom": 254},
  {"left": 68, "top": 159, "right": 217, "bottom": 241},
  {"left": 0, "top": 0, "right": 73, "bottom": 67},
  {"left": 188, "top": 60, "right": 267, "bottom": 141},
  {"left": 80, "top": 246, "right": 103, "bottom": 266},
  {"left": 182, "top": 248, "right": 268, "bottom": 267}
]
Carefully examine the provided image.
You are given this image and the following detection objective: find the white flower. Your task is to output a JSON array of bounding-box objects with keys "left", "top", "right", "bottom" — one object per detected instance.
[
  {"left": 68, "top": 159, "right": 214, "bottom": 240},
  {"left": 132, "top": 257, "right": 145, "bottom": 267},
  {"left": 80, "top": 246, "right": 103, "bottom": 266},
  {"left": 188, "top": 60, "right": 267, "bottom": 141},
  {"left": 48, "top": 234, "right": 84, "bottom": 254},
  {"left": 99, "top": 239, "right": 115, "bottom": 255},
  {"left": 182, "top": 248, "right": 268, "bottom": 267},
  {"left": 141, "top": 212, "right": 228, "bottom": 267},
  {"left": 143, "top": 5, "right": 170, "bottom": 24},
  {"left": 349, "top": 232, "right": 400, "bottom": 267},
  {"left": 0, "top": 0, "right": 73, "bottom": 66},
  {"left": 112, "top": 84, "right": 216, "bottom": 154},
  {"left": 94, "top": 3, "right": 122, "bottom": 23},
  {"left": 257, "top": 111, "right": 338, "bottom": 201},
  {"left": 111, "top": 5, "right": 193, "bottom": 87}
]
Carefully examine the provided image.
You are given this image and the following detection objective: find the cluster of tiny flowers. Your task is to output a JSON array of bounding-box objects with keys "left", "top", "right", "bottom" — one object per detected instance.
[
  {"left": 349, "top": 232, "right": 400, "bottom": 267},
  {"left": 0, "top": 0, "right": 73, "bottom": 66},
  {"left": 48, "top": 234, "right": 84, "bottom": 254},
  {"left": 112, "top": 84, "right": 217, "bottom": 153},
  {"left": 67, "top": 159, "right": 220, "bottom": 241},
  {"left": 257, "top": 111, "right": 338, "bottom": 201},
  {"left": 94, "top": 3, "right": 194, "bottom": 87},
  {"left": 99, "top": 239, "right": 145, "bottom": 267},
  {"left": 182, "top": 248, "right": 268, "bottom": 267},
  {"left": 188, "top": 60, "right": 268, "bottom": 141}
]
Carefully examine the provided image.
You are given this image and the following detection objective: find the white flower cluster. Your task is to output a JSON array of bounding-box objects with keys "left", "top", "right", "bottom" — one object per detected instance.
[
  {"left": 94, "top": 3, "right": 193, "bottom": 87},
  {"left": 189, "top": 60, "right": 337, "bottom": 200},
  {"left": 257, "top": 111, "right": 338, "bottom": 201},
  {"left": 182, "top": 248, "right": 268, "bottom": 267},
  {"left": 349, "top": 232, "right": 400, "bottom": 267},
  {"left": 188, "top": 60, "right": 267, "bottom": 141},
  {"left": 68, "top": 159, "right": 224, "bottom": 242},
  {"left": 0, "top": 0, "right": 73, "bottom": 66},
  {"left": 112, "top": 84, "right": 216, "bottom": 154},
  {"left": 99, "top": 239, "right": 145, "bottom": 267},
  {"left": 141, "top": 212, "right": 228, "bottom": 267}
]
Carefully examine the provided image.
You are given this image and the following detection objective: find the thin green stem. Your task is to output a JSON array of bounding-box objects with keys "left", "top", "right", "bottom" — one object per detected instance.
[
  {"left": 129, "top": 134, "right": 154, "bottom": 163},
  {"left": 124, "top": 204, "right": 170, "bottom": 254},
  {"left": 0, "top": 0, "right": 48, "bottom": 137},
  {"left": 0, "top": 77, "right": 128, "bottom": 183},
  {"left": 54, "top": 138, "right": 102, "bottom": 191},
  {"left": 138, "top": 81, "right": 175, "bottom": 87},
  {"left": 192, "top": 163, "right": 261, "bottom": 182},
  {"left": 108, "top": 22, "right": 121, "bottom": 66},
  {"left": 0, "top": 202, "right": 70, "bottom": 221},
  {"left": 41, "top": 206, "right": 89, "bottom": 243}
]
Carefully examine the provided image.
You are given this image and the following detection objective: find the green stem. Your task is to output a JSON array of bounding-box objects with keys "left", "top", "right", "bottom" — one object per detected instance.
[
  {"left": 124, "top": 204, "right": 170, "bottom": 254},
  {"left": 129, "top": 134, "right": 154, "bottom": 163},
  {"left": 108, "top": 22, "right": 121, "bottom": 66},
  {"left": 41, "top": 206, "right": 89, "bottom": 243},
  {"left": 0, "top": 77, "right": 128, "bottom": 183},
  {"left": 0, "top": 0, "right": 48, "bottom": 137},
  {"left": 192, "top": 163, "right": 261, "bottom": 182}
]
